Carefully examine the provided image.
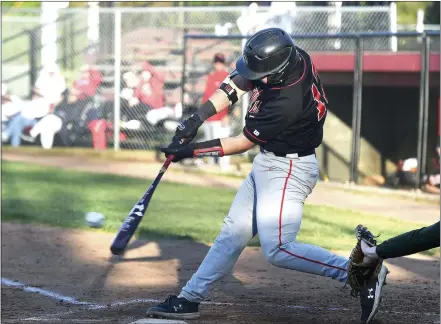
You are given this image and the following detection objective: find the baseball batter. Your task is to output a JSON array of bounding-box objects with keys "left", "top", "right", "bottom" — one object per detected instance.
[{"left": 146, "top": 28, "right": 387, "bottom": 324}]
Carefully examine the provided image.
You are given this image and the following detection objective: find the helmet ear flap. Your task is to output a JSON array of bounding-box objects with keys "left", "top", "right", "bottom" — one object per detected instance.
[
  {"left": 267, "top": 50, "right": 300, "bottom": 84},
  {"left": 267, "top": 61, "right": 290, "bottom": 84}
]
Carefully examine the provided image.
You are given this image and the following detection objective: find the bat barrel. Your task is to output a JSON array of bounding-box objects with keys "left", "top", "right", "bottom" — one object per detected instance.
[{"left": 109, "top": 155, "right": 175, "bottom": 256}]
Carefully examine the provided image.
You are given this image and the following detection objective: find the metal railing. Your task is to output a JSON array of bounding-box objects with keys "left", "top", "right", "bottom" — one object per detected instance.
[{"left": 2, "top": 14, "right": 93, "bottom": 97}]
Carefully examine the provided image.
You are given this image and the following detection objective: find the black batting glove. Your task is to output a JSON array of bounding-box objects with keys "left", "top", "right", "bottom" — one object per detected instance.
[
  {"left": 161, "top": 143, "right": 195, "bottom": 162},
  {"left": 173, "top": 114, "right": 203, "bottom": 144}
]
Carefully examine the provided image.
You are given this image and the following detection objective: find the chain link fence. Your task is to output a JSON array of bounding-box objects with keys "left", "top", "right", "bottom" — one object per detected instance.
[{"left": 3, "top": 4, "right": 420, "bottom": 154}]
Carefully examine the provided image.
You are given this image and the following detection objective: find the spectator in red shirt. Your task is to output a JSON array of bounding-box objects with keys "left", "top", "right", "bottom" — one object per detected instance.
[
  {"left": 201, "top": 53, "right": 232, "bottom": 171},
  {"left": 134, "top": 61, "right": 165, "bottom": 110},
  {"left": 120, "top": 61, "right": 166, "bottom": 126},
  {"left": 70, "top": 64, "right": 103, "bottom": 101}
]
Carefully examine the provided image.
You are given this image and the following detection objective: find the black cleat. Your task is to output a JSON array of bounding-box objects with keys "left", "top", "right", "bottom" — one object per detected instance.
[
  {"left": 360, "top": 263, "right": 389, "bottom": 324},
  {"left": 146, "top": 295, "right": 200, "bottom": 319}
]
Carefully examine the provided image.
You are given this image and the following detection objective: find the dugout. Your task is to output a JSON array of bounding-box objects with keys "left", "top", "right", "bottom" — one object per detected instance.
[{"left": 314, "top": 51, "right": 440, "bottom": 184}]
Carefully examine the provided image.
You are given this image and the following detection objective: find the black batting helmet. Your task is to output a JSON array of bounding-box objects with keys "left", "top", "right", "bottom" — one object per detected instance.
[{"left": 236, "top": 27, "right": 300, "bottom": 82}]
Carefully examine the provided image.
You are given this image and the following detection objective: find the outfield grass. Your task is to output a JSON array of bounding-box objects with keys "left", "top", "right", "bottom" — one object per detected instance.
[
  {"left": 2, "top": 146, "right": 251, "bottom": 165},
  {"left": 2, "top": 161, "right": 439, "bottom": 255}
]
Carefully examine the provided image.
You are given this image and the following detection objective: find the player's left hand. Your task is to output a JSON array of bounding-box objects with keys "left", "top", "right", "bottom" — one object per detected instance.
[
  {"left": 172, "top": 114, "right": 203, "bottom": 144},
  {"left": 161, "top": 143, "right": 194, "bottom": 162}
]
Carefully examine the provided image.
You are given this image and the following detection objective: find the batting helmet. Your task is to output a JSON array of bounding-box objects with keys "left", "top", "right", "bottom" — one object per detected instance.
[{"left": 236, "top": 28, "right": 300, "bottom": 83}]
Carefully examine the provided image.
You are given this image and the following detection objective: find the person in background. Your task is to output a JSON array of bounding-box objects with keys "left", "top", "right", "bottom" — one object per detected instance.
[
  {"left": 134, "top": 61, "right": 165, "bottom": 111},
  {"left": 201, "top": 53, "right": 232, "bottom": 171},
  {"left": 1, "top": 83, "right": 22, "bottom": 132},
  {"left": 33, "top": 62, "right": 66, "bottom": 109},
  {"left": 25, "top": 64, "right": 103, "bottom": 149},
  {"left": 2, "top": 88, "right": 51, "bottom": 147},
  {"left": 120, "top": 69, "right": 150, "bottom": 124},
  {"left": 2, "top": 62, "right": 66, "bottom": 147},
  {"left": 87, "top": 60, "right": 165, "bottom": 151},
  {"left": 423, "top": 142, "right": 440, "bottom": 194}
]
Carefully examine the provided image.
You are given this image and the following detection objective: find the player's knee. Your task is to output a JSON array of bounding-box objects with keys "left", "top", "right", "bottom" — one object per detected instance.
[
  {"left": 262, "top": 240, "right": 302, "bottom": 267},
  {"left": 214, "top": 226, "right": 250, "bottom": 251},
  {"left": 261, "top": 243, "right": 281, "bottom": 266}
]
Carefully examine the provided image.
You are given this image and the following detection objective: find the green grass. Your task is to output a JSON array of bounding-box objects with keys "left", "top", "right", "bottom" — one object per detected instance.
[
  {"left": 2, "top": 146, "right": 251, "bottom": 164},
  {"left": 2, "top": 161, "right": 439, "bottom": 256}
]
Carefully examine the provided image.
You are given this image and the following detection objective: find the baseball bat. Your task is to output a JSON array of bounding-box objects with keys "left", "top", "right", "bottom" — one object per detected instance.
[{"left": 110, "top": 154, "right": 174, "bottom": 255}]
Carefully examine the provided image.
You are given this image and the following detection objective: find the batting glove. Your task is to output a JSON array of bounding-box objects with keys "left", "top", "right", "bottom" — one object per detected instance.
[
  {"left": 161, "top": 144, "right": 195, "bottom": 162},
  {"left": 173, "top": 114, "right": 203, "bottom": 144}
]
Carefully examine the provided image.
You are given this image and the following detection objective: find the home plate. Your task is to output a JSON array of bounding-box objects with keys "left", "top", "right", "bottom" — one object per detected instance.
[{"left": 130, "top": 319, "right": 188, "bottom": 324}]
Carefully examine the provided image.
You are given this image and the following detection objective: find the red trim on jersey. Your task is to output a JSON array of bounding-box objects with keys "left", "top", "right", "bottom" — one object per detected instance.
[
  {"left": 278, "top": 160, "right": 293, "bottom": 247},
  {"left": 278, "top": 160, "right": 348, "bottom": 273},
  {"left": 194, "top": 146, "right": 224, "bottom": 157},
  {"left": 270, "top": 54, "right": 307, "bottom": 90},
  {"left": 244, "top": 127, "right": 267, "bottom": 143}
]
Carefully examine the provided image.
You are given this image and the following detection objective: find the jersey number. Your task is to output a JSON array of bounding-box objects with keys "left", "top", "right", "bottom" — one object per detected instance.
[
  {"left": 311, "top": 61, "right": 328, "bottom": 121},
  {"left": 312, "top": 84, "right": 327, "bottom": 121}
]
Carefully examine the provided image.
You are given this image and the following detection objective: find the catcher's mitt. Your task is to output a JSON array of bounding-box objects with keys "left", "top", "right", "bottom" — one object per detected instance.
[{"left": 347, "top": 225, "right": 382, "bottom": 297}]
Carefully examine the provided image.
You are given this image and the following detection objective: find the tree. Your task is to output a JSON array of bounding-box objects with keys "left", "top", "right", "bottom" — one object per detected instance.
[
  {"left": 342, "top": 2, "right": 390, "bottom": 6},
  {"left": 424, "top": 1, "right": 440, "bottom": 24},
  {"left": 396, "top": 2, "right": 432, "bottom": 25},
  {"left": 1, "top": 1, "right": 41, "bottom": 9}
]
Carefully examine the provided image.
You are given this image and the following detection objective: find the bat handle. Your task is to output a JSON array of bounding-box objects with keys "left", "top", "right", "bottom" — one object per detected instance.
[{"left": 159, "top": 154, "right": 174, "bottom": 174}]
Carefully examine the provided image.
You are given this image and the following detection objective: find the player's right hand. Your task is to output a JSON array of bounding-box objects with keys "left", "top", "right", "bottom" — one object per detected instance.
[
  {"left": 161, "top": 143, "right": 194, "bottom": 162},
  {"left": 172, "top": 114, "right": 203, "bottom": 144}
]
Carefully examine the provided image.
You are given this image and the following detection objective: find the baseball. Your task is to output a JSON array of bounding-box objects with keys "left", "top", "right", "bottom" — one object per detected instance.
[{"left": 85, "top": 212, "right": 105, "bottom": 228}]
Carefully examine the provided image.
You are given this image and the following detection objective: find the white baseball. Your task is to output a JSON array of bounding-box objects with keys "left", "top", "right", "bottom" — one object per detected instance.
[{"left": 85, "top": 212, "right": 105, "bottom": 228}]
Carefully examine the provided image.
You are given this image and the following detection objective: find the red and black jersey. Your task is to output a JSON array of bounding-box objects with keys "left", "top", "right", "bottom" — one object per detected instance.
[{"left": 243, "top": 47, "right": 328, "bottom": 155}]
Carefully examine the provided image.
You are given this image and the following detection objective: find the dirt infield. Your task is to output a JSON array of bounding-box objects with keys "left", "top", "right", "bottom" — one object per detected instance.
[
  {"left": 2, "top": 152, "right": 440, "bottom": 323},
  {"left": 2, "top": 223, "right": 440, "bottom": 324}
]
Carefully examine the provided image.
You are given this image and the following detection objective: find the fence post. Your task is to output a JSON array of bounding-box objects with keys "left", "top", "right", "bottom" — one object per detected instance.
[
  {"left": 418, "top": 35, "right": 430, "bottom": 188},
  {"left": 113, "top": 9, "right": 122, "bottom": 151},
  {"left": 416, "top": 34, "right": 430, "bottom": 189},
  {"left": 28, "top": 30, "right": 38, "bottom": 98},
  {"left": 62, "top": 13, "right": 69, "bottom": 70},
  {"left": 181, "top": 34, "right": 188, "bottom": 109},
  {"left": 421, "top": 36, "right": 431, "bottom": 182},
  {"left": 69, "top": 13, "right": 75, "bottom": 70},
  {"left": 350, "top": 36, "right": 363, "bottom": 184},
  {"left": 390, "top": 2, "right": 397, "bottom": 52}
]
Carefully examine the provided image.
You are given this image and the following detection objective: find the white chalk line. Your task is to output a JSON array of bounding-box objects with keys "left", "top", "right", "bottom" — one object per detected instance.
[
  {"left": 3, "top": 320, "right": 106, "bottom": 323},
  {"left": 3, "top": 277, "right": 438, "bottom": 322},
  {"left": 1, "top": 277, "right": 101, "bottom": 307}
]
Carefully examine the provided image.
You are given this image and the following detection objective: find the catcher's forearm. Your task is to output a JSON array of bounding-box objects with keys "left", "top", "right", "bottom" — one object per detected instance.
[{"left": 376, "top": 221, "right": 440, "bottom": 259}]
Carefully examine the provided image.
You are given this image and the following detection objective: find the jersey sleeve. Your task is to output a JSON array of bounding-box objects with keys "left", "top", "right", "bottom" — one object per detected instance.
[{"left": 243, "top": 88, "right": 303, "bottom": 144}]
